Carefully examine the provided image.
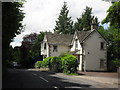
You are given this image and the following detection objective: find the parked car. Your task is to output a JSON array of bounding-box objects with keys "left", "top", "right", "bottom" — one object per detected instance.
[{"left": 12, "top": 62, "right": 21, "bottom": 69}]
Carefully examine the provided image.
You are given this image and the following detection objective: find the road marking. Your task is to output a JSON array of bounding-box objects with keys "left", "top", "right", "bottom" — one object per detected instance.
[
  {"left": 32, "top": 73, "right": 37, "bottom": 76},
  {"left": 54, "top": 86, "right": 59, "bottom": 90},
  {"left": 39, "top": 76, "right": 49, "bottom": 82},
  {"left": 32, "top": 73, "right": 49, "bottom": 82},
  {"left": 64, "top": 86, "right": 82, "bottom": 88}
]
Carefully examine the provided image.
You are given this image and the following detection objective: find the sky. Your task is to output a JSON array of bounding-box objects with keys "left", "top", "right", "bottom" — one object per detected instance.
[{"left": 10, "top": 0, "right": 111, "bottom": 48}]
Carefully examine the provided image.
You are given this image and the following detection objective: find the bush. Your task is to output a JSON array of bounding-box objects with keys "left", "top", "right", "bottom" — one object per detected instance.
[
  {"left": 113, "top": 59, "right": 120, "bottom": 67},
  {"left": 61, "top": 54, "right": 78, "bottom": 74},
  {"left": 34, "top": 54, "right": 78, "bottom": 74},
  {"left": 42, "top": 57, "right": 52, "bottom": 68},
  {"left": 35, "top": 61, "right": 42, "bottom": 68},
  {"left": 43, "top": 56, "right": 61, "bottom": 71}
]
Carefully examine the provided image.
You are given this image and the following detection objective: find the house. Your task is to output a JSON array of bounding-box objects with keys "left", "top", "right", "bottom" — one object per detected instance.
[
  {"left": 41, "top": 26, "right": 108, "bottom": 71},
  {"left": 70, "top": 30, "right": 108, "bottom": 71},
  {"left": 41, "top": 32, "right": 73, "bottom": 59}
]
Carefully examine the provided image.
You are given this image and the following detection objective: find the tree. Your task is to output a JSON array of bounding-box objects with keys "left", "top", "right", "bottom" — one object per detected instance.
[
  {"left": 2, "top": 2, "right": 25, "bottom": 72},
  {"left": 73, "top": 6, "right": 99, "bottom": 31},
  {"left": 20, "top": 33, "right": 37, "bottom": 68},
  {"left": 31, "top": 32, "right": 45, "bottom": 61},
  {"left": 102, "top": 0, "right": 119, "bottom": 3},
  {"left": 12, "top": 46, "right": 21, "bottom": 63},
  {"left": 54, "top": 2, "right": 74, "bottom": 34},
  {"left": 2, "top": 2, "right": 24, "bottom": 59},
  {"left": 99, "top": 26, "right": 120, "bottom": 70},
  {"left": 102, "top": 1, "right": 120, "bottom": 28},
  {"left": 73, "top": 18, "right": 83, "bottom": 31},
  {"left": 101, "top": 1, "right": 120, "bottom": 68}
]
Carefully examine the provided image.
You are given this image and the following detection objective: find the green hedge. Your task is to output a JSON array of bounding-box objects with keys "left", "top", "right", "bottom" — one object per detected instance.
[
  {"left": 34, "top": 54, "right": 78, "bottom": 74},
  {"left": 61, "top": 54, "right": 78, "bottom": 74},
  {"left": 113, "top": 59, "right": 120, "bottom": 67},
  {"left": 35, "top": 61, "right": 42, "bottom": 68}
]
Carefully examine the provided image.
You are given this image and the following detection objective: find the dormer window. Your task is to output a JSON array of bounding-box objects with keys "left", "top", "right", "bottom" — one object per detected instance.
[{"left": 44, "top": 43, "right": 46, "bottom": 49}]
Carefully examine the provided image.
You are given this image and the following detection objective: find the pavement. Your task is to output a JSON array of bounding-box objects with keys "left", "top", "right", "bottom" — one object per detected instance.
[
  {"left": 77, "top": 71, "right": 118, "bottom": 78},
  {"left": 76, "top": 71, "right": 119, "bottom": 85}
]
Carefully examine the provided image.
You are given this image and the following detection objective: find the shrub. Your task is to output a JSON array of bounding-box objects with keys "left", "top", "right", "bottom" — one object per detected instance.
[
  {"left": 51, "top": 56, "right": 62, "bottom": 72},
  {"left": 113, "top": 59, "right": 120, "bottom": 67},
  {"left": 61, "top": 54, "right": 78, "bottom": 74},
  {"left": 34, "top": 54, "right": 78, "bottom": 74},
  {"left": 43, "top": 56, "right": 61, "bottom": 71},
  {"left": 35, "top": 61, "right": 42, "bottom": 68}
]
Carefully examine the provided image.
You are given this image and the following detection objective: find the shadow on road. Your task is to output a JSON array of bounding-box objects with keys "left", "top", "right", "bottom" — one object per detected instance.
[
  {"left": 2, "top": 69, "right": 91, "bottom": 89},
  {"left": 29, "top": 70, "right": 91, "bottom": 89}
]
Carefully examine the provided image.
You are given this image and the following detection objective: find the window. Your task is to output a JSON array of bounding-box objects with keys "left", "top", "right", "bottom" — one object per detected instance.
[
  {"left": 53, "top": 45, "right": 57, "bottom": 52},
  {"left": 75, "top": 39, "right": 78, "bottom": 50},
  {"left": 44, "top": 43, "right": 46, "bottom": 49},
  {"left": 100, "top": 42, "right": 104, "bottom": 49},
  {"left": 100, "top": 59, "right": 105, "bottom": 68}
]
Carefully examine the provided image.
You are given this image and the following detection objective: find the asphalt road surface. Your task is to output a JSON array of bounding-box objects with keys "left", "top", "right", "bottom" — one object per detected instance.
[{"left": 2, "top": 69, "right": 118, "bottom": 89}]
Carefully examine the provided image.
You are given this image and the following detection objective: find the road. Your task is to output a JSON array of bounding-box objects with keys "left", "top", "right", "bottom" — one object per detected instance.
[{"left": 2, "top": 69, "right": 118, "bottom": 89}]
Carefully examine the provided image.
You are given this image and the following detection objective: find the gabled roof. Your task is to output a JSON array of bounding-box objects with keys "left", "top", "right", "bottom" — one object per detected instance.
[
  {"left": 73, "top": 30, "right": 108, "bottom": 44},
  {"left": 81, "top": 30, "right": 108, "bottom": 44},
  {"left": 76, "top": 30, "right": 91, "bottom": 43},
  {"left": 45, "top": 32, "right": 73, "bottom": 45}
]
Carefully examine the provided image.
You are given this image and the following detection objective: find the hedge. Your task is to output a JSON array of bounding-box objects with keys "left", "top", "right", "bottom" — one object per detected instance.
[{"left": 34, "top": 54, "right": 78, "bottom": 74}]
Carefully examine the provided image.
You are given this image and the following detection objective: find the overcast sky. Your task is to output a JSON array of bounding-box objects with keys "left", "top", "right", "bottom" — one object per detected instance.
[{"left": 10, "top": 0, "right": 111, "bottom": 47}]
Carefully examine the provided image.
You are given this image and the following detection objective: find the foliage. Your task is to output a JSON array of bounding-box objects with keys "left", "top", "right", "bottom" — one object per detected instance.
[
  {"left": 34, "top": 54, "right": 78, "bottom": 74},
  {"left": 73, "top": 6, "right": 99, "bottom": 31},
  {"left": 54, "top": 3, "right": 99, "bottom": 34},
  {"left": 81, "top": 6, "right": 93, "bottom": 30},
  {"left": 35, "top": 61, "right": 43, "bottom": 68},
  {"left": 98, "top": 26, "right": 120, "bottom": 69},
  {"left": 12, "top": 46, "right": 21, "bottom": 63},
  {"left": 2, "top": 2, "right": 24, "bottom": 72},
  {"left": 42, "top": 57, "right": 53, "bottom": 68},
  {"left": 102, "top": 1, "right": 120, "bottom": 28},
  {"left": 61, "top": 54, "right": 78, "bottom": 74},
  {"left": 73, "top": 18, "right": 83, "bottom": 31},
  {"left": 54, "top": 2, "right": 74, "bottom": 34},
  {"left": 31, "top": 32, "right": 45, "bottom": 60},
  {"left": 113, "top": 59, "right": 120, "bottom": 67},
  {"left": 7, "top": 32, "right": 44, "bottom": 68},
  {"left": 42, "top": 56, "right": 61, "bottom": 71},
  {"left": 19, "top": 33, "right": 38, "bottom": 68},
  {"left": 2, "top": 2, "right": 25, "bottom": 62},
  {"left": 22, "top": 33, "right": 37, "bottom": 49},
  {"left": 101, "top": 1, "right": 120, "bottom": 69}
]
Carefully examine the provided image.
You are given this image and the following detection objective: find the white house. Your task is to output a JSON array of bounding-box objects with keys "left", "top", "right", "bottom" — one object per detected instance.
[
  {"left": 41, "top": 32, "right": 73, "bottom": 59},
  {"left": 41, "top": 28, "right": 108, "bottom": 71},
  {"left": 70, "top": 30, "right": 108, "bottom": 71}
]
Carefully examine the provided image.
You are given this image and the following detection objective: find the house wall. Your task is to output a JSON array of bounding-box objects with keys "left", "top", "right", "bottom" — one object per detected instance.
[
  {"left": 41, "top": 35, "right": 70, "bottom": 58},
  {"left": 83, "top": 31, "right": 107, "bottom": 71},
  {"left": 71, "top": 35, "right": 82, "bottom": 53},
  {"left": 50, "top": 44, "right": 70, "bottom": 57},
  {"left": 70, "top": 35, "right": 83, "bottom": 71},
  {"left": 41, "top": 35, "right": 48, "bottom": 57}
]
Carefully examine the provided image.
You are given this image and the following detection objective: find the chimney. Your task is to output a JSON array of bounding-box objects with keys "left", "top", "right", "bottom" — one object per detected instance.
[{"left": 91, "top": 19, "right": 98, "bottom": 31}]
